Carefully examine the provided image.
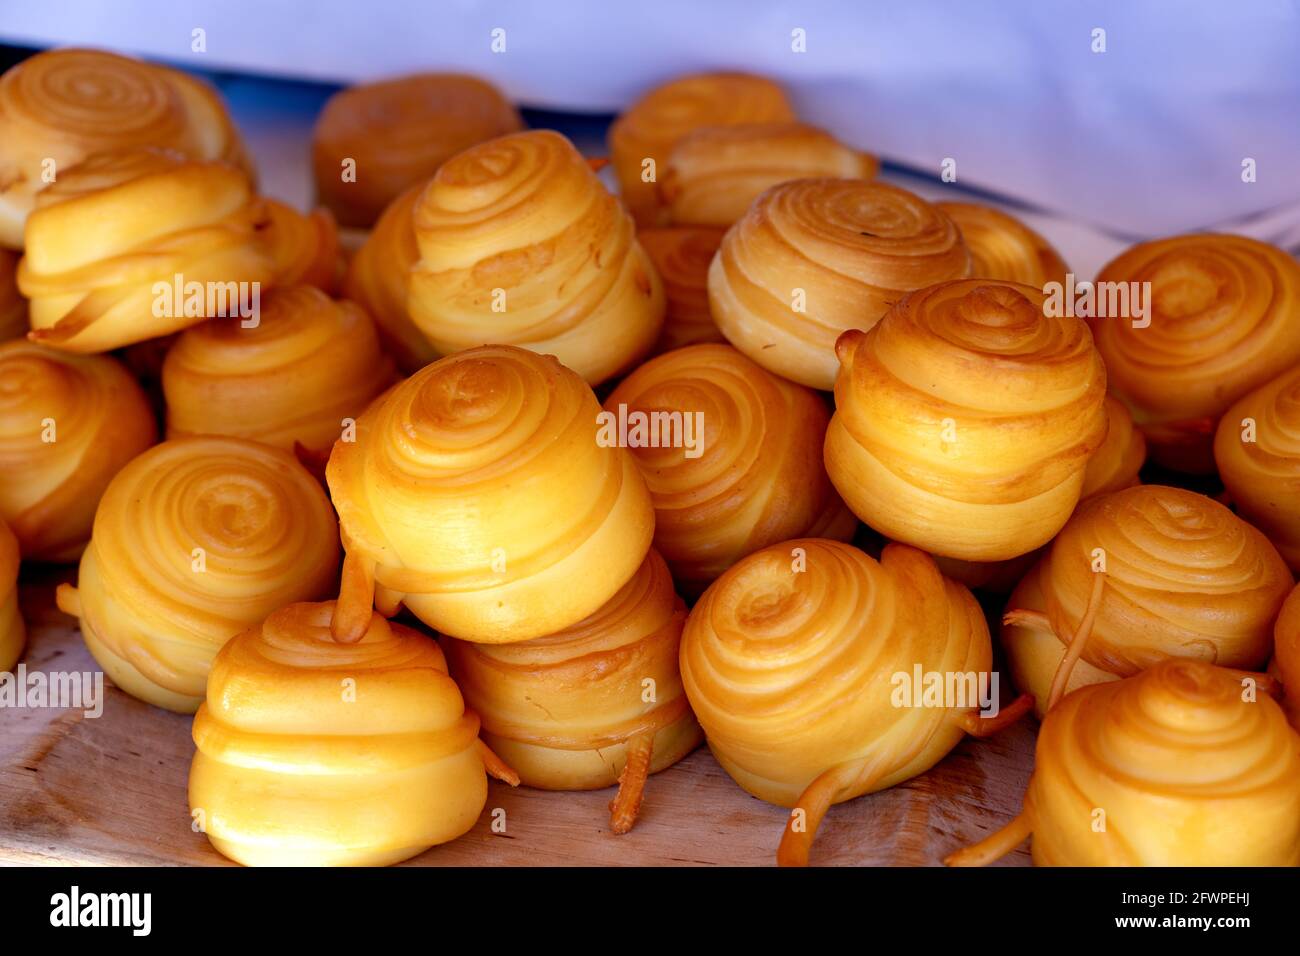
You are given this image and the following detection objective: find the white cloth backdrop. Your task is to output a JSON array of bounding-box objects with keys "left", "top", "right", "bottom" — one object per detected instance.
[{"left": 3, "top": 0, "right": 1298, "bottom": 257}]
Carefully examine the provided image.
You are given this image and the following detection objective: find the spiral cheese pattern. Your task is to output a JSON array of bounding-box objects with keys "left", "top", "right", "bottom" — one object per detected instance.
[
  {"left": 0, "top": 48, "right": 250, "bottom": 247},
  {"left": 637, "top": 225, "right": 726, "bottom": 353},
  {"left": 1026, "top": 660, "right": 1300, "bottom": 865},
  {"left": 443, "top": 549, "right": 701, "bottom": 829},
  {"left": 409, "top": 130, "right": 665, "bottom": 385},
  {"left": 709, "top": 179, "right": 972, "bottom": 389},
  {"left": 682, "top": 540, "right": 990, "bottom": 810},
  {"left": 1043, "top": 486, "right": 1289, "bottom": 674},
  {"left": 342, "top": 182, "right": 437, "bottom": 373},
  {"left": 18, "top": 148, "right": 274, "bottom": 353},
  {"left": 190, "top": 601, "right": 490, "bottom": 866},
  {"left": 0, "top": 517, "right": 24, "bottom": 672},
  {"left": 605, "top": 344, "right": 856, "bottom": 594},
  {"left": 58, "top": 436, "right": 339, "bottom": 712},
  {"left": 608, "top": 72, "right": 796, "bottom": 225},
  {"left": 1092, "top": 234, "right": 1300, "bottom": 472},
  {"left": 163, "top": 285, "right": 396, "bottom": 455},
  {"left": 327, "top": 344, "right": 655, "bottom": 644},
  {"left": 661, "top": 123, "right": 878, "bottom": 227},
  {"left": 1215, "top": 363, "right": 1300, "bottom": 571},
  {"left": 0, "top": 340, "right": 156, "bottom": 561},
  {"left": 826, "top": 279, "right": 1107, "bottom": 561},
  {"left": 312, "top": 73, "right": 522, "bottom": 228},
  {"left": 1002, "top": 485, "right": 1292, "bottom": 715}
]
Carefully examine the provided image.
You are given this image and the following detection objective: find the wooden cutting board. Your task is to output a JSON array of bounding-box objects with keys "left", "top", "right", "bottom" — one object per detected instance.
[{"left": 0, "top": 571, "right": 1034, "bottom": 867}]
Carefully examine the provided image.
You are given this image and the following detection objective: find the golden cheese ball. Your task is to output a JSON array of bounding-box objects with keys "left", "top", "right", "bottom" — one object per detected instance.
[
  {"left": 1001, "top": 485, "right": 1292, "bottom": 718},
  {"left": 190, "top": 602, "right": 494, "bottom": 865},
  {"left": 1215, "top": 363, "right": 1300, "bottom": 571},
  {"left": 19, "top": 148, "right": 274, "bottom": 353},
  {"left": 826, "top": 279, "right": 1107, "bottom": 561},
  {"left": 163, "top": 285, "right": 396, "bottom": 456},
  {"left": 708, "top": 179, "right": 971, "bottom": 389},
  {"left": 0, "top": 340, "right": 156, "bottom": 561},
  {"left": 56, "top": 436, "right": 340, "bottom": 712},
  {"left": 1092, "top": 234, "right": 1300, "bottom": 472},
  {"left": 682, "top": 540, "right": 1014, "bottom": 866},
  {"left": 661, "top": 122, "right": 877, "bottom": 227},
  {"left": 0, "top": 47, "right": 251, "bottom": 248},
  {"left": 608, "top": 72, "right": 796, "bottom": 225},
  {"left": 312, "top": 73, "right": 522, "bottom": 228},
  {"left": 605, "top": 343, "right": 856, "bottom": 594},
  {"left": 442, "top": 549, "right": 701, "bottom": 833},
  {"left": 408, "top": 130, "right": 664, "bottom": 386},
  {"left": 327, "top": 344, "right": 654, "bottom": 645},
  {"left": 949, "top": 660, "right": 1300, "bottom": 866}
]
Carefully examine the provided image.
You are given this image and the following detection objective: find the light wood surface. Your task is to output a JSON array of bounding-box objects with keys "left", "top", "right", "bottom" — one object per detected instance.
[{"left": 0, "top": 574, "right": 1034, "bottom": 867}]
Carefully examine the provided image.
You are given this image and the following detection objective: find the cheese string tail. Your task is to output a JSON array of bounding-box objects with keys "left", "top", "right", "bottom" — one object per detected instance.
[
  {"left": 942, "top": 686, "right": 1036, "bottom": 864},
  {"left": 475, "top": 738, "right": 520, "bottom": 787},
  {"left": 55, "top": 582, "right": 81, "bottom": 617},
  {"left": 1046, "top": 570, "right": 1107, "bottom": 710},
  {"left": 608, "top": 732, "right": 653, "bottom": 834},
  {"left": 944, "top": 811, "right": 1032, "bottom": 867},
  {"left": 957, "top": 692, "right": 1034, "bottom": 737},
  {"left": 777, "top": 761, "right": 863, "bottom": 868},
  {"left": 1000, "top": 608, "right": 1050, "bottom": 631},
  {"left": 332, "top": 551, "right": 376, "bottom": 643},
  {"left": 331, "top": 553, "right": 511, "bottom": 790},
  {"left": 776, "top": 746, "right": 908, "bottom": 868}
]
